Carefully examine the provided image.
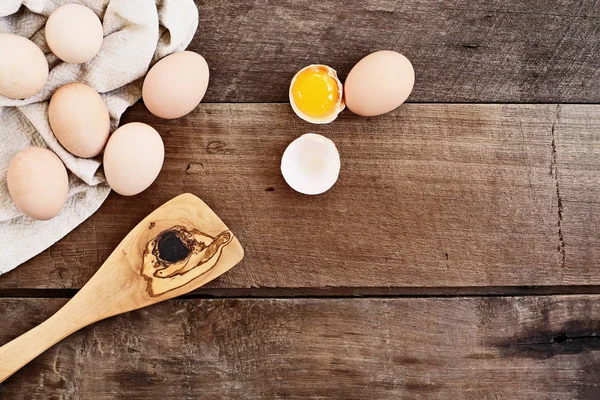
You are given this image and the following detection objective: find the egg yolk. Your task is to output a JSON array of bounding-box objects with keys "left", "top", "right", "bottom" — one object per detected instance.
[{"left": 291, "top": 66, "right": 340, "bottom": 118}]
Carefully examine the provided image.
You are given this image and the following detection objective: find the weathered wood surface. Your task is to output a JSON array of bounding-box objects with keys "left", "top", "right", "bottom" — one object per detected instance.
[
  {"left": 2, "top": 1, "right": 599, "bottom": 397},
  {"left": 192, "top": 0, "right": 600, "bottom": 103},
  {"left": 1, "top": 296, "right": 599, "bottom": 399},
  {"left": 1, "top": 104, "right": 598, "bottom": 291}
]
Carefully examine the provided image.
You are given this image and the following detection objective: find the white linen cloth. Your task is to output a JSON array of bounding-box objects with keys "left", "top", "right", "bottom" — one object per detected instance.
[{"left": 0, "top": 0, "right": 198, "bottom": 273}]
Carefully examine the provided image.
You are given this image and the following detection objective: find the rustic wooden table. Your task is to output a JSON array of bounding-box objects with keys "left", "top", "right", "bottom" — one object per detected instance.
[{"left": 2, "top": 1, "right": 600, "bottom": 398}]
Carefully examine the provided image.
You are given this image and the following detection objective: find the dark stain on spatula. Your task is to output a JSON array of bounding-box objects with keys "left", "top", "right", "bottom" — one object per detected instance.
[
  {"left": 141, "top": 226, "right": 233, "bottom": 297},
  {"left": 157, "top": 230, "right": 191, "bottom": 262}
]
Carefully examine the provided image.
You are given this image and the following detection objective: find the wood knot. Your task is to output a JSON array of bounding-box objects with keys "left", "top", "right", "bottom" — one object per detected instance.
[
  {"left": 156, "top": 230, "right": 192, "bottom": 263},
  {"left": 207, "top": 141, "right": 234, "bottom": 155},
  {"left": 185, "top": 162, "right": 205, "bottom": 175}
]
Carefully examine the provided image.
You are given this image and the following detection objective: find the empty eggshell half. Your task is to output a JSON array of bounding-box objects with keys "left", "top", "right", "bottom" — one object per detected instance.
[
  {"left": 103, "top": 122, "right": 165, "bottom": 196},
  {"left": 7, "top": 147, "right": 69, "bottom": 221},
  {"left": 45, "top": 4, "right": 104, "bottom": 64},
  {"left": 281, "top": 133, "right": 340, "bottom": 195},
  {"left": 49, "top": 82, "right": 110, "bottom": 158},
  {"left": 0, "top": 33, "right": 49, "bottom": 99},
  {"left": 344, "top": 50, "right": 415, "bottom": 117},
  {"left": 142, "top": 51, "right": 210, "bottom": 119}
]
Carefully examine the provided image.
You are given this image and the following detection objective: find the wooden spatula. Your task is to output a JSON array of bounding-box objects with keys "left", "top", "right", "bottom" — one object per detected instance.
[{"left": 0, "top": 193, "right": 244, "bottom": 384}]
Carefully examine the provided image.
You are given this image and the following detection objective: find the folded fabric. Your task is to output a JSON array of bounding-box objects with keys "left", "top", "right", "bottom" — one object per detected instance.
[{"left": 0, "top": 0, "right": 198, "bottom": 274}]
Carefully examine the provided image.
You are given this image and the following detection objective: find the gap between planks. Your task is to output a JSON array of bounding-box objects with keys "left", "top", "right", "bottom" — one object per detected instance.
[{"left": 3, "top": 286, "right": 600, "bottom": 299}]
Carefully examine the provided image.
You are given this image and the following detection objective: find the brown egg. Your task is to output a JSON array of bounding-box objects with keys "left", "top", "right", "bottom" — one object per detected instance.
[
  {"left": 142, "top": 51, "right": 209, "bottom": 119},
  {"left": 7, "top": 147, "right": 69, "bottom": 221},
  {"left": 344, "top": 50, "right": 415, "bottom": 117},
  {"left": 49, "top": 82, "right": 110, "bottom": 158},
  {"left": 103, "top": 123, "right": 164, "bottom": 196},
  {"left": 0, "top": 34, "right": 49, "bottom": 99},
  {"left": 45, "top": 4, "right": 104, "bottom": 64}
]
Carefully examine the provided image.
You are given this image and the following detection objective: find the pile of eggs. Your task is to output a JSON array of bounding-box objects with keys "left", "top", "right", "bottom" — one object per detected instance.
[
  {"left": 3, "top": 3, "right": 414, "bottom": 217},
  {"left": 2, "top": 4, "right": 210, "bottom": 221},
  {"left": 282, "top": 50, "right": 415, "bottom": 195}
]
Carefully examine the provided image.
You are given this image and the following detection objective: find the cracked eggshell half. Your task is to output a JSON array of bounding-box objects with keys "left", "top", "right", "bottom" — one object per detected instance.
[
  {"left": 289, "top": 65, "right": 345, "bottom": 124},
  {"left": 103, "top": 122, "right": 164, "bottom": 196},
  {"left": 344, "top": 50, "right": 414, "bottom": 117},
  {"left": 281, "top": 133, "right": 340, "bottom": 195}
]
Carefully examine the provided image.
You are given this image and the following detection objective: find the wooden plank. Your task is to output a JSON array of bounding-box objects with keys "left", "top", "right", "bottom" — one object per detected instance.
[
  {"left": 1, "top": 296, "right": 600, "bottom": 398},
  {"left": 2, "top": 103, "right": 599, "bottom": 291},
  {"left": 191, "top": 0, "right": 600, "bottom": 103},
  {"left": 554, "top": 105, "right": 600, "bottom": 284}
]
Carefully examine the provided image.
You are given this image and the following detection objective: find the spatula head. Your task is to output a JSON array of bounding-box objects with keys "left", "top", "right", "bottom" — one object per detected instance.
[{"left": 94, "top": 193, "right": 244, "bottom": 310}]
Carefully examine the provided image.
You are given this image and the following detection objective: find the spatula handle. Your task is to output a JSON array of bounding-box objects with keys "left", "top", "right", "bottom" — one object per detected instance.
[{"left": 0, "top": 297, "right": 95, "bottom": 384}]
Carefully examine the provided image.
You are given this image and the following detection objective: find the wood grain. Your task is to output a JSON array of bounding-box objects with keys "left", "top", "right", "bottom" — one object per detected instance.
[
  {"left": 1, "top": 296, "right": 599, "bottom": 399},
  {"left": 553, "top": 105, "right": 600, "bottom": 284},
  {"left": 191, "top": 0, "right": 600, "bottom": 103},
  {"left": 1, "top": 103, "right": 598, "bottom": 291}
]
